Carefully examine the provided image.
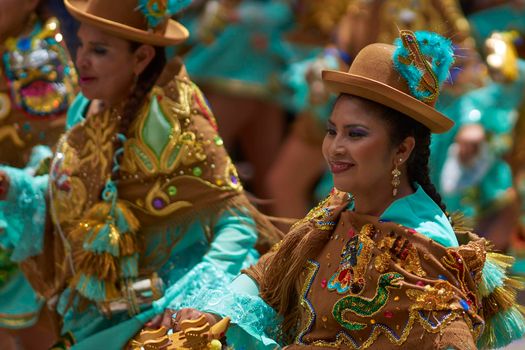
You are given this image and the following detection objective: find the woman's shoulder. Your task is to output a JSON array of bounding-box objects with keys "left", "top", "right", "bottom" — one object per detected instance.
[{"left": 382, "top": 186, "right": 459, "bottom": 248}]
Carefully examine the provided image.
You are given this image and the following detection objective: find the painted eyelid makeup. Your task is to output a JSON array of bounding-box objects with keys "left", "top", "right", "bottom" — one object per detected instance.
[{"left": 347, "top": 127, "right": 369, "bottom": 137}]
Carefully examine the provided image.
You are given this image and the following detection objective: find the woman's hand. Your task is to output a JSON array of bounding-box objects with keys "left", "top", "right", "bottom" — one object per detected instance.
[
  {"left": 172, "top": 308, "right": 219, "bottom": 332},
  {"left": 0, "top": 171, "right": 9, "bottom": 200},
  {"left": 144, "top": 308, "right": 177, "bottom": 329}
]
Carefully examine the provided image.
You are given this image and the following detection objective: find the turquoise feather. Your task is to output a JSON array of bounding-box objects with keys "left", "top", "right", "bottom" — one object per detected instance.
[
  {"left": 137, "top": 0, "right": 192, "bottom": 29},
  {"left": 392, "top": 31, "right": 454, "bottom": 102}
]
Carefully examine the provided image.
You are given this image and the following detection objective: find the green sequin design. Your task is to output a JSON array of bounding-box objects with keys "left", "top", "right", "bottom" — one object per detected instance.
[
  {"left": 332, "top": 272, "right": 404, "bottom": 331},
  {"left": 142, "top": 96, "right": 172, "bottom": 160},
  {"left": 166, "top": 144, "right": 181, "bottom": 169},
  {"left": 131, "top": 144, "right": 154, "bottom": 172}
]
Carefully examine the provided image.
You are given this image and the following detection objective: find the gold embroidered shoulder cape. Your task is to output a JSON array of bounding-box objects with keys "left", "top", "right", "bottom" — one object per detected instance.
[{"left": 21, "top": 60, "right": 281, "bottom": 306}]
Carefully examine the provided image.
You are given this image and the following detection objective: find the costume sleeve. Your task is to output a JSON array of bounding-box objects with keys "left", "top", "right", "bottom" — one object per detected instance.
[
  {"left": 182, "top": 274, "right": 283, "bottom": 349},
  {"left": 150, "top": 209, "right": 260, "bottom": 311},
  {"left": 0, "top": 166, "right": 49, "bottom": 262}
]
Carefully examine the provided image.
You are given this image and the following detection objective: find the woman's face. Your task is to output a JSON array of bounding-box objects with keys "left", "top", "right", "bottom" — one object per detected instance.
[
  {"left": 75, "top": 23, "right": 140, "bottom": 105},
  {"left": 322, "top": 95, "right": 399, "bottom": 194}
]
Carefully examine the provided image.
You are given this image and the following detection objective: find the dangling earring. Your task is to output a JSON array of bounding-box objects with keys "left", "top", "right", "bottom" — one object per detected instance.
[{"left": 391, "top": 159, "right": 402, "bottom": 197}]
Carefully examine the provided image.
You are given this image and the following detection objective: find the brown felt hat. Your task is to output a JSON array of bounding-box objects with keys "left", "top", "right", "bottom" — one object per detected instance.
[
  {"left": 65, "top": 0, "right": 189, "bottom": 46},
  {"left": 322, "top": 43, "right": 454, "bottom": 133}
]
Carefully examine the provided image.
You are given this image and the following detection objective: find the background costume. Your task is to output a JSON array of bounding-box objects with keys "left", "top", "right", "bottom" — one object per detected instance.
[{"left": 0, "top": 15, "right": 77, "bottom": 331}]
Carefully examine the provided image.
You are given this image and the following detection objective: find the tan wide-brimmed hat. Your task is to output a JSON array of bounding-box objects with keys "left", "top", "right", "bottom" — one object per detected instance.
[
  {"left": 65, "top": 0, "right": 189, "bottom": 46},
  {"left": 322, "top": 38, "right": 454, "bottom": 133}
]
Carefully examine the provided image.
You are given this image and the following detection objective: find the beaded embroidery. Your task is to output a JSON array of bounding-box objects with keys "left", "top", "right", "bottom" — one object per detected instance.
[
  {"left": 296, "top": 259, "right": 321, "bottom": 344},
  {"left": 327, "top": 224, "right": 376, "bottom": 295},
  {"left": 374, "top": 229, "right": 426, "bottom": 277},
  {"left": 332, "top": 272, "right": 404, "bottom": 331}
]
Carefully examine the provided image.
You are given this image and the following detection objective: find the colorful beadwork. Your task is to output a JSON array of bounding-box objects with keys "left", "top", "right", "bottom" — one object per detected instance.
[
  {"left": 332, "top": 273, "right": 404, "bottom": 331},
  {"left": 327, "top": 224, "right": 376, "bottom": 295},
  {"left": 3, "top": 18, "right": 76, "bottom": 118},
  {"left": 295, "top": 259, "right": 320, "bottom": 344}
]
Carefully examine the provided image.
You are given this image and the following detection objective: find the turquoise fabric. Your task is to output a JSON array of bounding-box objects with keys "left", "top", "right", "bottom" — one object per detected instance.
[
  {"left": 0, "top": 270, "right": 44, "bottom": 329},
  {"left": 189, "top": 273, "right": 282, "bottom": 350},
  {"left": 184, "top": 0, "right": 293, "bottom": 85},
  {"left": 281, "top": 51, "right": 336, "bottom": 113},
  {"left": 468, "top": 4, "right": 525, "bottom": 46},
  {"left": 0, "top": 168, "right": 48, "bottom": 262},
  {"left": 380, "top": 184, "right": 458, "bottom": 248},
  {"left": 0, "top": 133, "right": 52, "bottom": 329}
]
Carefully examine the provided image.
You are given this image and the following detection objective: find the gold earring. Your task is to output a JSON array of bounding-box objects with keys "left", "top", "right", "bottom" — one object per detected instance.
[{"left": 391, "top": 159, "right": 402, "bottom": 197}]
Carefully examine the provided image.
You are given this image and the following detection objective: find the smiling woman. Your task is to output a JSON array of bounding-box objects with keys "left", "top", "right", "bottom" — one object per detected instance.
[{"left": 173, "top": 30, "right": 525, "bottom": 350}]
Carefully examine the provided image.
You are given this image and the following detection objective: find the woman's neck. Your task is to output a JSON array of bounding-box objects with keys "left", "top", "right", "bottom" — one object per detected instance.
[{"left": 352, "top": 176, "right": 414, "bottom": 217}]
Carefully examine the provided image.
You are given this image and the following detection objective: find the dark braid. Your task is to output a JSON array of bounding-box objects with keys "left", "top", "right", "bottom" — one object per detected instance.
[
  {"left": 378, "top": 102, "right": 448, "bottom": 215},
  {"left": 112, "top": 44, "right": 166, "bottom": 179},
  {"left": 120, "top": 44, "right": 166, "bottom": 136}
]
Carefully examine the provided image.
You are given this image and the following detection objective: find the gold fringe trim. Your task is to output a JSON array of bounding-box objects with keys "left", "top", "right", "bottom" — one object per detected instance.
[{"left": 73, "top": 251, "right": 118, "bottom": 281}]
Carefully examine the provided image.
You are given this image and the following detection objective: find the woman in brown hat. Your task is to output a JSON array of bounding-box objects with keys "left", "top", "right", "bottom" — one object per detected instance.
[
  {"left": 171, "top": 30, "right": 525, "bottom": 349},
  {"left": 0, "top": 0, "right": 281, "bottom": 348}
]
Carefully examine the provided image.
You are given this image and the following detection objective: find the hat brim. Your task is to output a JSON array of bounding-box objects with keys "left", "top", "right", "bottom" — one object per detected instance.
[
  {"left": 322, "top": 70, "right": 454, "bottom": 133},
  {"left": 65, "top": 0, "right": 189, "bottom": 46}
]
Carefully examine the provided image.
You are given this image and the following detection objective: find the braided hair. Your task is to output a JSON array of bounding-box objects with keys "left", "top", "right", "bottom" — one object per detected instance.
[
  {"left": 120, "top": 43, "right": 166, "bottom": 136},
  {"left": 377, "top": 100, "right": 448, "bottom": 215},
  {"left": 111, "top": 43, "right": 166, "bottom": 179}
]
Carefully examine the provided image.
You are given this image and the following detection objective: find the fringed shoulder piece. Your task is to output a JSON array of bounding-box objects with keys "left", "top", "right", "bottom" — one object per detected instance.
[
  {"left": 245, "top": 189, "right": 351, "bottom": 338},
  {"left": 449, "top": 213, "right": 525, "bottom": 349},
  {"left": 477, "top": 251, "right": 525, "bottom": 349}
]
